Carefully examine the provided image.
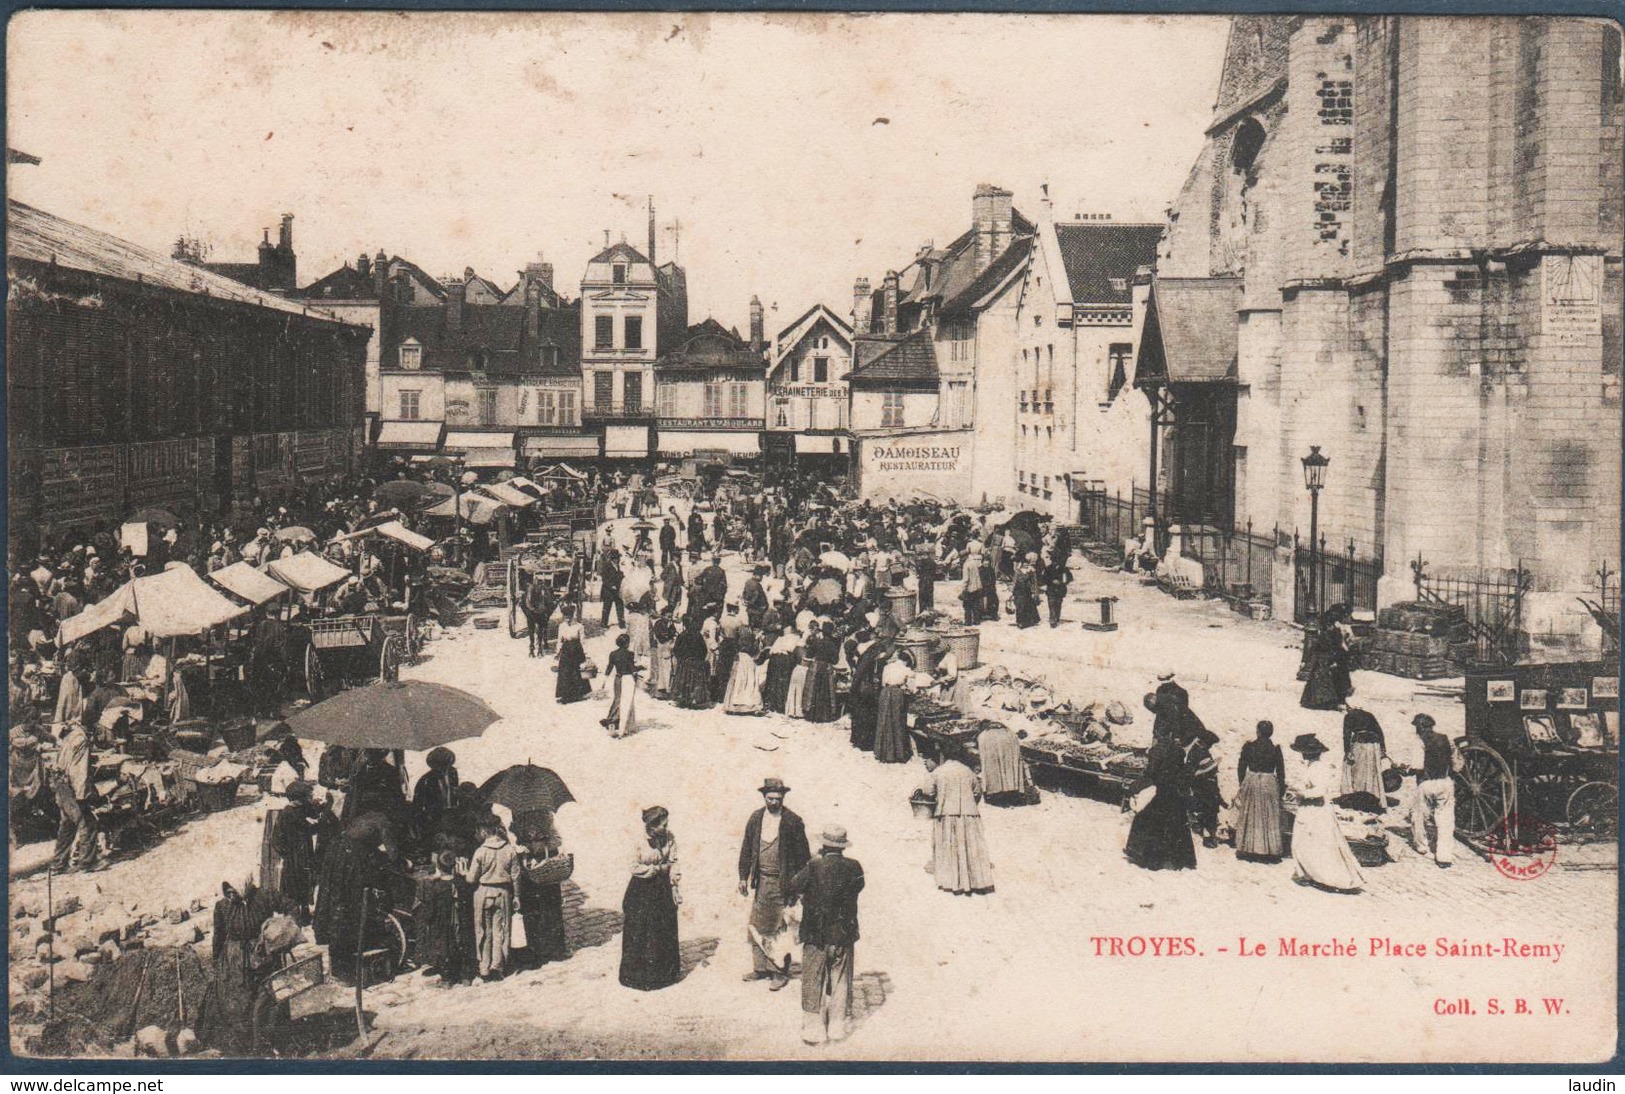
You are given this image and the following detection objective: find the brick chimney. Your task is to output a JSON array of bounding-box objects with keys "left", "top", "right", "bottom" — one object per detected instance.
[
  {"left": 524, "top": 280, "right": 542, "bottom": 343},
  {"left": 852, "top": 278, "right": 872, "bottom": 334},
  {"left": 278, "top": 214, "right": 294, "bottom": 252},
  {"left": 448, "top": 280, "right": 466, "bottom": 331},
  {"left": 524, "top": 261, "right": 553, "bottom": 293},
  {"left": 972, "top": 183, "right": 1014, "bottom": 275},
  {"left": 881, "top": 270, "right": 900, "bottom": 335},
  {"left": 374, "top": 250, "right": 389, "bottom": 297},
  {"left": 357, "top": 252, "right": 371, "bottom": 278},
  {"left": 749, "top": 295, "right": 764, "bottom": 347}
]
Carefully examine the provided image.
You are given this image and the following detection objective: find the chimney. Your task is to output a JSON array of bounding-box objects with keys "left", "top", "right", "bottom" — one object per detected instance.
[
  {"left": 524, "top": 281, "right": 541, "bottom": 343},
  {"left": 852, "top": 278, "right": 872, "bottom": 334},
  {"left": 749, "top": 295, "right": 764, "bottom": 346},
  {"left": 448, "top": 280, "right": 466, "bottom": 330},
  {"left": 972, "top": 183, "right": 1014, "bottom": 275},
  {"left": 647, "top": 197, "right": 657, "bottom": 267},
  {"left": 524, "top": 261, "right": 554, "bottom": 292},
  {"left": 374, "top": 250, "right": 389, "bottom": 297},
  {"left": 881, "top": 270, "right": 900, "bottom": 335},
  {"left": 1040, "top": 182, "right": 1054, "bottom": 223},
  {"left": 258, "top": 228, "right": 274, "bottom": 261},
  {"left": 278, "top": 213, "right": 294, "bottom": 253},
  {"left": 357, "top": 252, "right": 371, "bottom": 278}
]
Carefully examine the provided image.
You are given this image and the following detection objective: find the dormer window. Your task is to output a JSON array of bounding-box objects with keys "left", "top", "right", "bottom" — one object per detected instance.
[
  {"left": 1110, "top": 277, "right": 1128, "bottom": 293},
  {"left": 399, "top": 341, "right": 422, "bottom": 370},
  {"left": 612, "top": 264, "right": 627, "bottom": 286}
]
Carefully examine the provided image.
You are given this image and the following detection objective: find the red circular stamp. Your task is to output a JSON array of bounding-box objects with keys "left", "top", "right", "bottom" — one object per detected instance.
[{"left": 1486, "top": 813, "right": 1558, "bottom": 881}]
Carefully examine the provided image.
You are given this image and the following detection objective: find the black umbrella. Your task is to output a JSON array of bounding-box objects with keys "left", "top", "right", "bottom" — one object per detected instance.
[
  {"left": 284, "top": 680, "right": 501, "bottom": 750},
  {"left": 374, "top": 480, "right": 433, "bottom": 510},
  {"left": 480, "top": 764, "right": 576, "bottom": 815},
  {"left": 129, "top": 507, "right": 180, "bottom": 529},
  {"left": 989, "top": 509, "right": 1052, "bottom": 555}
]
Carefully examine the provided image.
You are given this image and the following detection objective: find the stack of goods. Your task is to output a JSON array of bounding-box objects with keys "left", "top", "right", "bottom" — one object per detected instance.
[{"left": 1361, "top": 601, "right": 1468, "bottom": 679}]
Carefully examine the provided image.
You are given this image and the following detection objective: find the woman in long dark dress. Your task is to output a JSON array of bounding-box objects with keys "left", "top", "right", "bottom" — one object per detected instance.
[
  {"left": 802, "top": 622, "right": 839, "bottom": 723},
  {"left": 270, "top": 785, "right": 320, "bottom": 922},
  {"left": 412, "top": 850, "right": 475, "bottom": 984},
  {"left": 313, "top": 813, "right": 396, "bottom": 980},
  {"left": 1123, "top": 727, "right": 1197, "bottom": 871},
  {"left": 514, "top": 811, "right": 570, "bottom": 968},
  {"left": 554, "top": 605, "right": 591, "bottom": 704},
  {"left": 847, "top": 632, "right": 883, "bottom": 751},
  {"left": 620, "top": 806, "right": 681, "bottom": 991},
  {"left": 1012, "top": 554, "right": 1041, "bottom": 629},
  {"left": 873, "top": 651, "right": 915, "bottom": 764},
  {"left": 1300, "top": 604, "right": 1353, "bottom": 711},
  {"left": 670, "top": 617, "right": 713, "bottom": 710},
  {"left": 761, "top": 628, "right": 799, "bottom": 713},
  {"left": 1234, "top": 721, "right": 1285, "bottom": 862}
]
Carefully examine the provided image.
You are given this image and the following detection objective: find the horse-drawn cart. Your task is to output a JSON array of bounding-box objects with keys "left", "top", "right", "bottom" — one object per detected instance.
[{"left": 300, "top": 614, "right": 404, "bottom": 696}]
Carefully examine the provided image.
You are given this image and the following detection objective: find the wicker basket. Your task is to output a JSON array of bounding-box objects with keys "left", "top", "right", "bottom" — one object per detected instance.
[
  {"left": 909, "top": 793, "right": 936, "bottom": 820},
  {"left": 194, "top": 778, "right": 240, "bottom": 813},
  {"left": 884, "top": 587, "right": 918, "bottom": 626},
  {"left": 523, "top": 852, "right": 575, "bottom": 886},
  {"left": 935, "top": 627, "right": 980, "bottom": 670}
]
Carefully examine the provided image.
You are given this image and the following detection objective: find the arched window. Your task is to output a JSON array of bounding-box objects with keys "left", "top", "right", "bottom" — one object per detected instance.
[{"left": 1231, "top": 117, "right": 1266, "bottom": 178}]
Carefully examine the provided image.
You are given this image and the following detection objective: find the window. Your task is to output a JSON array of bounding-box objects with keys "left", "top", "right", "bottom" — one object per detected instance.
[
  {"left": 774, "top": 398, "right": 790, "bottom": 427},
  {"left": 624, "top": 315, "right": 643, "bottom": 351},
  {"left": 595, "top": 315, "right": 614, "bottom": 349},
  {"left": 658, "top": 384, "right": 677, "bottom": 418},
  {"left": 399, "top": 342, "right": 422, "bottom": 370},
  {"left": 623, "top": 371, "right": 643, "bottom": 413},
  {"left": 946, "top": 380, "right": 969, "bottom": 428},
  {"left": 537, "top": 389, "right": 557, "bottom": 426},
  {"left": 836, "top": 399, "right": 848, "bottom": 429},
  {"left": 813, "top": 357, "right": 829, "bottom": 383},
  {"left": 399, "top": 389, "right": 421, "bottom": 420},
  {"left": 789, "top": 357, "right": 800, "bottom": 383},
  {"left": 1106, "top": 343, "right": 1132, "bottom": 401},
  {"left": 558, "top": 390, "right": 577, "bottom": 426},
  {"left": 704, "top": 383, "right": 724, "bottom": 418},
  {"left": 881, "top": 391, "right": 904, "bottom": 428},
  {"left": 1044, "top": 388, "right": 1053, "bottom": 413},
  {"left": 477, "top": 388, "right": 498, "bottom": 425},
  {"left": 612, "top": 263, "right": 627, "bottom": 286},
  {"left": 808, "top": 398, "right": 821, "bottom": 430},
  {"left": 1043, "top": 475, "right": 1052, "bottom": 501},
  {"left": 541, "top": 346, "right": 559, "bottom": 371},
  {"left": 729, "top": 382, "right": 749, "bottom": 419},
  {"left": 594, "top": 371, "right": 614, "bottom": 407}
]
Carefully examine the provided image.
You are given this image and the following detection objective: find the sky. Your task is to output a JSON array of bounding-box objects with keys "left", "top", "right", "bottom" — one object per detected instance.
[{"left": 7, "top": 11, "right": 1229, "bottom": 333}]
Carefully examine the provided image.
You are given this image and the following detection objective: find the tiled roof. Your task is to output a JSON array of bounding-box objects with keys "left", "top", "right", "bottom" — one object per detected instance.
[
  {"left": 1134, "top": 277, "right": 1242, "bottom": 386},
  {"left": 940, "top": 235, "right": 1032, "bottom": 317},
  {"left": 1053, "top": 222, "right": 1164, "bottom": 305},
  {"left": 589, "top": 241, "right": 650, "bottom": 266},
  {"left": 657, "top": 317, "right": 765, "bottom": 373},
  {"left": 846, "top": 330, "right": 938, "bottom": 385},
  {"left": 301, "top": 264, "right": 377, "bottom": 301},
  {"left": 392, "top": 299, "right": 581, "bottom": 378},
  {"left": 7, "top": 199, "right": 341, "bottom": 320}
]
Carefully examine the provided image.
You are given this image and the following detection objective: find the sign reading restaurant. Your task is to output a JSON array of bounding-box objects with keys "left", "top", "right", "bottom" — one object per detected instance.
[{"left": 869, "top": 442, "right": 964, "bottom": 473}]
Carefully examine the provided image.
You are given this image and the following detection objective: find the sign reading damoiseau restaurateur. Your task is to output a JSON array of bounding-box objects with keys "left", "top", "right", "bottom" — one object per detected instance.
[{"left": 856, "top": 429, "right": 973, "bottom": 501}]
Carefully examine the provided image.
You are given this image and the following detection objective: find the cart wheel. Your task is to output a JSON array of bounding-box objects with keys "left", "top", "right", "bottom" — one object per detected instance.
[
  {"left": 376, "top": 912, "right": 410, "bottom": 978},
  {"left": 1452, "top": 739, "right": 1514, "bottom": 840},
  {"left": 1566, "top": 781, "right": 1618, "bottom": 839},
  {"left": 250, "top": 989, "right": 287, "bottom": 1056},
  {"left": 508, "top": 601, "right": 522, "bottom": 640},
  {"left": 404, "top": 614, "right": 419, "bottom": 660},
  {"left": 305, "top": 645, "right": 323, "bottom": 699},
  {"left": 379, "top": 636, "right": 401, "bottom": 682}
]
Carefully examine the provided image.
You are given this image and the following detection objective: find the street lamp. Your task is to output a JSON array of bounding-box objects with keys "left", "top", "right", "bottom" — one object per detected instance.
[{"left": 1300, "top": 445, "right": 1330, "bottom": 618}]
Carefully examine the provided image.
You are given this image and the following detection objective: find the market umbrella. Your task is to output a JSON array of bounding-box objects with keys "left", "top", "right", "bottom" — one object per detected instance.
[
  {"left": 460, "top": 471, "right": 480, "bottom": 486},
  {"left": 989, "top": 510, "right": 1052, "bottom": 556},
  {"left": 819, "top": 550, "right": 853, "bottom": 572},
  {"left": 374, "top": 480, "right": 434, "bottom": 510},
  {"left": 808, "top": 576, "right": 844, "bottom": 606},
  {"left": 479, "top": 764, "right": 576, "bottom": 815},
  {"left": 283, "top": 680, "right": 501, "bottom": 750},
  {"left": 275, "top": 526, "right": 318, "bottom": 545},
  {"left": 128, "top": 507, "right": 180, "bottom": 529}
]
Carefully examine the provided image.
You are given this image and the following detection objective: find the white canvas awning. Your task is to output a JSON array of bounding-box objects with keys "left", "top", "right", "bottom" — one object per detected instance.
[
  {"left": 444, "top": 431, "right": 515, "bottom": 451},
  {"left": 267, "top": 552, "right": 353, "bottom": 594},
  {"left": 208, "top": 561, "right": 290, "bottom": 606},
  {"left": 604, "top": 424, "right": 649, "bottom": 458},
  {"left": 658, "top": 430, "right": 761, "bottom": 456},
  {"left": 376, "top": 421, "right": 444, "bottom": 450},
  {"left": 522, "top": 434, "right": 599, "bottom": 457},
  {"left": 424, "top": 493, "right": 509, "bottom": 525},
  {"left": 476, "top": 482, "right": 537, "bottom": 508},
  {"left": 58, "top": 565, "right": 249, "bottom": 646},
  {"left": 371, "top": 520, "right": 435, "bottom": 551}
]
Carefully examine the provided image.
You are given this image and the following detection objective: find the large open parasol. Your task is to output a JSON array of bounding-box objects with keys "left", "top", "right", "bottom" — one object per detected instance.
[
  {"left": 274, "top": 526, "right": 317, "bottom": 545},
  {"left": 283, "top": 680, "right": 501, "bottom": 750},
  {"left": 480, "top": 764, "right": 576, "bottom": 815},
  {"left": 819, "top": 550, "right": 853, "bottom": 572},
  {"left": 375, "top": 480, "right": 438, "bottom": 511},
  {"left": 808, "top": 576, "right": 845, "bottom": 606},
  {"left": 989, "top": 509, "right": 1053, "bottom": 556}
]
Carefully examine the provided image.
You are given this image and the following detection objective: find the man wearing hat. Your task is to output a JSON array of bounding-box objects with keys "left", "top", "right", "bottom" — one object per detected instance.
[
  {"left": 786, "top": 824, "right": 865, "bottom": 1045},
  {"left": 737, "top": 777, "right": 811, "bottom": 988},
  {"left": 741, "top": 565, "right": 769, "bottom": 628},
  {"left": 1409, "top": 713, "right": 1457, "bottom": 867}
]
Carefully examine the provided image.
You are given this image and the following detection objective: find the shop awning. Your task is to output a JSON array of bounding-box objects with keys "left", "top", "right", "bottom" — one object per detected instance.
[
  {"left": 377, "top": 420, "right": 445, "bottom": 450},
  {"left": 58, "top": 565, "right": 248, "bottom": 646},
  {"left": 267, "top": 552, "right": 353, "bottom": 594},
  {"left": 476, "top": 482, "right": 537, "bottom": 508},
  {"left": 604, "top": 424, "right": 650, "bottom": 458},
  {"left": 534, "top": 462, "right": 589, "bottom": 481},
  {"left": 794, "top": 434, "right": 843, "bottom": 455},
  {"left": 424, "top": 493, "right": 509, "bottom": 525},
  {"left": 371, "top": 520, "right": 435, "bottom": 551},
  {"left": 658, "top": 430, "right": 761, "bottom": 456},
  {"left": 444, "top": 430, "right": 515, "bottom": 451},
  {"left": 463, "top": 448, "right": 516, "bottom": 469},
  {"left": 208, "top": 561, "right": 290, "bottom": 606},
  {"left": 1134, "top": 277, "right": 1242, "bottom": 387},
  {"left": 523, "top": 434, "right": 600, "bottom": 457}
]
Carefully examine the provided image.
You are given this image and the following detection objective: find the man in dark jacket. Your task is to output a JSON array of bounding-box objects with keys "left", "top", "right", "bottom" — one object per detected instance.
[
  {"left": 597, "top": 547, "right": 626, "bottom": 628},
  {"left": 687, "top": 509, "right": 708, "bottom": 562},
  {"left": 786, "top": 824, "right": 865, "bottom": 1045},
  {"left": 737, "top": 777, "right": 811, "bottom": 988},
  {"left": 659, "top": 517, "right": 680, "bottom": 570},
  {"left": 695, "top": 553, "right": 729, "bottom": 619}
]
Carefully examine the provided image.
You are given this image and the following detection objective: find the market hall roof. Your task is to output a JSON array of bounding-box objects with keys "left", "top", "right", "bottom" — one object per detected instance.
[
  {"left": 1052, "top": 222, "right": 1165, "bottom": 305},
  {"left": 1133, "top": 277, "right": 1243, "bottom": 387},
  {"left": 7, "top": 200, "right": 354, "bottom": 323},
  {"left": 845, "top": 330, "right": 939, "bottom": 386}
]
